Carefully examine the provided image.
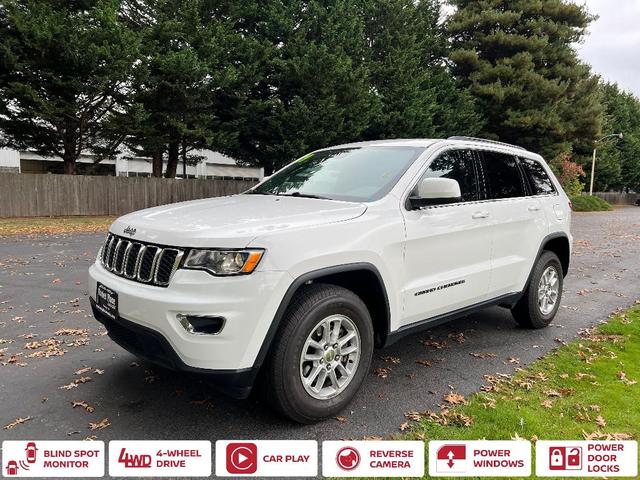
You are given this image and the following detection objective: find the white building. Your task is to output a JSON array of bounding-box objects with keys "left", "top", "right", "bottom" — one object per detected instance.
[{"left": 0, "top": 148, "right": 263, "bottom": 181}]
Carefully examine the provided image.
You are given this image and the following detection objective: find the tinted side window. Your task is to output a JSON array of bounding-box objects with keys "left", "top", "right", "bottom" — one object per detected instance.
[
  {"left": 480, "top": 151, "right": 525, "bottom": 199},
  {"left": 420, "top": 149, "right": 478, "bottom": 202},
  {"left": 520, "top": 157, "right": 555, "bottom": 195}
]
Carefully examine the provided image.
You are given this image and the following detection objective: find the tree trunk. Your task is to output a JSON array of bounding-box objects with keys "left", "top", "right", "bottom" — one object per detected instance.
[
  {"left": 63, "top": 148, "right": 77, "bottom": 175},
  {"left": 264, "top": 158, "right": 274, "bottom": 176},
  {"left": 165, "top": 140, "right": 179, "bottom": 178},
  {"left": 152, "top": 150, "right": 163, "bottom": 178},
  {"left": 62, "top": 126, "right": 78, "bottom": 174},
  {"left": 182, "top": 140, "right": 187, "bottom": 178}
]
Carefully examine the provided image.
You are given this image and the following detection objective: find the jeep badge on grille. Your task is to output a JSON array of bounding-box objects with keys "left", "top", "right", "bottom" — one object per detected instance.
[{"left": 123, "top": 226, "right": 137, "bottom": 237}]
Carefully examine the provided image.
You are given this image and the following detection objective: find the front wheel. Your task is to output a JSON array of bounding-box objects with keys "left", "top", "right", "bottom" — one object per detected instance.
[
  {"left": 512, "top": 251, "right": 563, "bottom": 329},
  {"left": 265, "top": 283, "right": 374, "bottom": 423}
]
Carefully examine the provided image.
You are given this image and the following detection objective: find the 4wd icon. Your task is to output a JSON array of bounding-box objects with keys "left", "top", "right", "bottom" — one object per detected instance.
[
  {"left": 118, "top": 448, "right": 152, "bottom": 468},
  {"left": 436, "top": 445, "right": 467, "bottom": 473}
]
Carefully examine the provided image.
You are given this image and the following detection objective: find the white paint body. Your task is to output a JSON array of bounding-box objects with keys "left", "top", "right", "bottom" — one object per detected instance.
[{"left": 88, "top": 139, "right": 572, "bottom": 371}]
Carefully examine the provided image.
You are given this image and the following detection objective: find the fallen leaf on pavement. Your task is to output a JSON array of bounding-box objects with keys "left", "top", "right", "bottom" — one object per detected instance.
[
  {"left": 72, "top": 401, "right": 95, "bottom": 413},
  {"left": 89, "top": 418, "right": 110, "bottom": 431},
  {"left": 470, "top": 352, "right": 496, "bottom": 359},
  {"left": 381, "top": 356, "right": 400, "bottom": 364},
  {"left": 55, "top": 328, "right": 88, "bottom": 336},
  {"left": 4, "top": 417, "right": 32, "bottom": 430}
]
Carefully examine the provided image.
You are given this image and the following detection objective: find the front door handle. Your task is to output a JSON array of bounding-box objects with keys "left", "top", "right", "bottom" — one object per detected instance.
[
  {"left": 472, "top": 211, "right": 490, "bottom": 219},
  {"left": 528, "top": 205, "right": 541, "bottom": 212}
]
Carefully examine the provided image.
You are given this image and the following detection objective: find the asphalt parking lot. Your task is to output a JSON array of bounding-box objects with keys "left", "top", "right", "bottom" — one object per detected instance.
[{"left": 1, "top": 207, "right": 639, "bottom": 441}]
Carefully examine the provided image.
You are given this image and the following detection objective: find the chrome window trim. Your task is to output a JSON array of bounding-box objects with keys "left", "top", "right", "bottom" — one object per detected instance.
[{"left": 403, "top": 145, "right": 560, "bottom": 211}]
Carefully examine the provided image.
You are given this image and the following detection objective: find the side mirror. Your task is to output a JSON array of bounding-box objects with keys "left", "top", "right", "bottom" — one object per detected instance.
[{"left": 408, "top": 177, "right": 462, "bottom": 210}]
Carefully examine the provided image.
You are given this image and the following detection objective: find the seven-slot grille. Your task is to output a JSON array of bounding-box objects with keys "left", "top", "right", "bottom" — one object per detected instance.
[{"left": 100, "top": 234, "right": 184, "bottom": 287}]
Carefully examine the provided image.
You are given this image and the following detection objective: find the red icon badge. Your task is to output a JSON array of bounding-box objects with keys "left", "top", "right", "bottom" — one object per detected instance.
[
  {"left": 336, "top": 446, "right": 360, "bottom": 471},
  {"left": 549, "top": 446, "right": 582, "bottom": 470},
  {"left": 436, "top": 445, "right": 467, "bottom": 473},
  {"left": 226, "top": 443, "right": 258, "bottom": 474}
]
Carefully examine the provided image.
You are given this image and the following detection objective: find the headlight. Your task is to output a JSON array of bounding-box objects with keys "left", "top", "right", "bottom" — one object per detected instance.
[{"left": 183, "top": 249, "right": 264, "bottom": 276}]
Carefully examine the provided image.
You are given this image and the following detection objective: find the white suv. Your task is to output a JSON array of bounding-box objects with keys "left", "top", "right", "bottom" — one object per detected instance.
[{"left": 89, "top": 137, "right": 571, "bottom": 423}]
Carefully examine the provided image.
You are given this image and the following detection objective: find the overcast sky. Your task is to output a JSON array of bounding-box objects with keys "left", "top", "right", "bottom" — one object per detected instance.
[{"left": 578, "top": 0, "right": 640, "bottom": 97}]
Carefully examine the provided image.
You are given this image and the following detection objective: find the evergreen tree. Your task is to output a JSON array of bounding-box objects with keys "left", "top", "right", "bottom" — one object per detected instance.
[
  {"left": 363, "top": 0, "right": 482, "bottom": 139},
  {"left": 0, "top": 0, "right": 139, "bottom": 174},
  {"left": 108, "top": 0, "right": 240, "bottom": 177},
  {"left": 447, "top": 0, "right": 602, "bottom": 159},
  {"left": 219, "top": 1, "right": 377, "bottom": 175}
]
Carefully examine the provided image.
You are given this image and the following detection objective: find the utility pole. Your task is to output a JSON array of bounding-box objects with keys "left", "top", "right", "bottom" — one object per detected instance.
[{"left": 589, "top": 133, "right": 623, "bottom": 196}]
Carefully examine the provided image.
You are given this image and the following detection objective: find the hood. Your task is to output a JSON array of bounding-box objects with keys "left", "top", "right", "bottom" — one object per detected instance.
[{"left": 109, "top": 194, "right": 367, "bottom": 248}]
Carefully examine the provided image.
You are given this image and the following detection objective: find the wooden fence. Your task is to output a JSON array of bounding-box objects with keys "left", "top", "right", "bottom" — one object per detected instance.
[
  {"left": 0, "top": 173, "right": 258, "bottom": 218},
  {"left": 589, "top": 192, "right": 639, "bottom": 205}
]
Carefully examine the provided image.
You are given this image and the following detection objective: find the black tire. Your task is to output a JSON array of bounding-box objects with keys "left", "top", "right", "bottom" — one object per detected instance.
[
  {"left": 512, "top": 251, "right": 563, "bottom": 329},
  {"left": 265, "top": 283, "right": 374, "bottom": 423}
]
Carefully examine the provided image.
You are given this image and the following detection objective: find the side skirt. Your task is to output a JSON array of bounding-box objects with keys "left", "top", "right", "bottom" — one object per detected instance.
[{"left": 383, "top": 292, "right": 522, "bottom": 347}]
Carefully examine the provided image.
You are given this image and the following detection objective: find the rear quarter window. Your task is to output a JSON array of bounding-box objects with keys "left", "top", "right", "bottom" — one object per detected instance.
[{"left": 519, "top": 157, "right": 556, "bottom": 195}]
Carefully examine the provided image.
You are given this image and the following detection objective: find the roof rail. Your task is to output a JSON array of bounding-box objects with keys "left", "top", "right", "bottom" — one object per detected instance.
[{"left": 447, "top": 136, "right": 527, "bottom": 151}]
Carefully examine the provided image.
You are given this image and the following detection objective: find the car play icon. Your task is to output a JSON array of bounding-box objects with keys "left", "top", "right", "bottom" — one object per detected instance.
[{"left": 226, "top": 443, "right": 258, "bottom": 474}]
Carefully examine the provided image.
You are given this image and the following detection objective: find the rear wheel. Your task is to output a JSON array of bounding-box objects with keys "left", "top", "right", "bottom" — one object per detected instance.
[
  {"left": 512, "top": 251, "right": 563, "bottom": 329},
  {"left": 265, "top": 283, "right": 373, "bottom": 423}
]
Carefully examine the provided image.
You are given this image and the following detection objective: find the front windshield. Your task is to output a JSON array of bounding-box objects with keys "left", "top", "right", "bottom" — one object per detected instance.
[{"left": 249, "top": 146, "right": 424, "bottom": 202}]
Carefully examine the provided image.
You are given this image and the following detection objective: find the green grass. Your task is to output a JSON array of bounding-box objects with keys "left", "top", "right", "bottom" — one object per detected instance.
[
  {"left": 397, "top": 304, "right": 640, "bottom": 478},
  {"left": 570, "top": 195, "right": 613, "bottom": 212},
  {"left": 0, "top": 216, "right": 114, "bottom": 236}
]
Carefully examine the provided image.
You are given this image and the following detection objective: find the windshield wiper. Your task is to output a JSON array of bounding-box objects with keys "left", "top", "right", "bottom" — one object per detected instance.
[
  {"left": 244, "top": 191, "right": 274, "bottom": 195},
  {"left": 279, "top": 192, "right": 332, "bottom": 200}
]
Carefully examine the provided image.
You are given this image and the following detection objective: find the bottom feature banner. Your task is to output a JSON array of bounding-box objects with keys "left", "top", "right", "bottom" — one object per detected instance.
[
  {"left": 428, "top": 440, "right": 531, "bottom": 477},
  {"left": 536, "top": 440, "right": 638, "bottom": 477},
  {"left": 322, "top": 440, "right": 424, "bottom": 477},
  {"left": 1, "top": 440, "right": 105, "bottom": 477},
  {"left": 108, "top": 440, "right": 211, "bottom": 477},
  {"left": 215, "top": 440, "right": 317, "bottom": 477}
]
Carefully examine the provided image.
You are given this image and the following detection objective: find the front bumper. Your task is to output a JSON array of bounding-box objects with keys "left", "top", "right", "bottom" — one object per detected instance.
[
  {"left": 89, "top": 298, "right": 255, "bottom": 398},
  {"left": 88, "top": 261, "right": 292, "bottom": 385}
]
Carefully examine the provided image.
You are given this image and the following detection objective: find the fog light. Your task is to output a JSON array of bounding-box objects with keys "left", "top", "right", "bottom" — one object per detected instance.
[{"left": 177, "top": 314, "right": 225, "bottom": 335}]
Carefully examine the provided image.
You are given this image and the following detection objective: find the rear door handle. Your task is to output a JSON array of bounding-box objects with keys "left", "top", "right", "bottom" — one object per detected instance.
[
  {"left": 528, "top": 205, "right": 541, "bottom": 212},
  {"left": 472, "top": 211, "right": 490, "bottom": 219}
]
